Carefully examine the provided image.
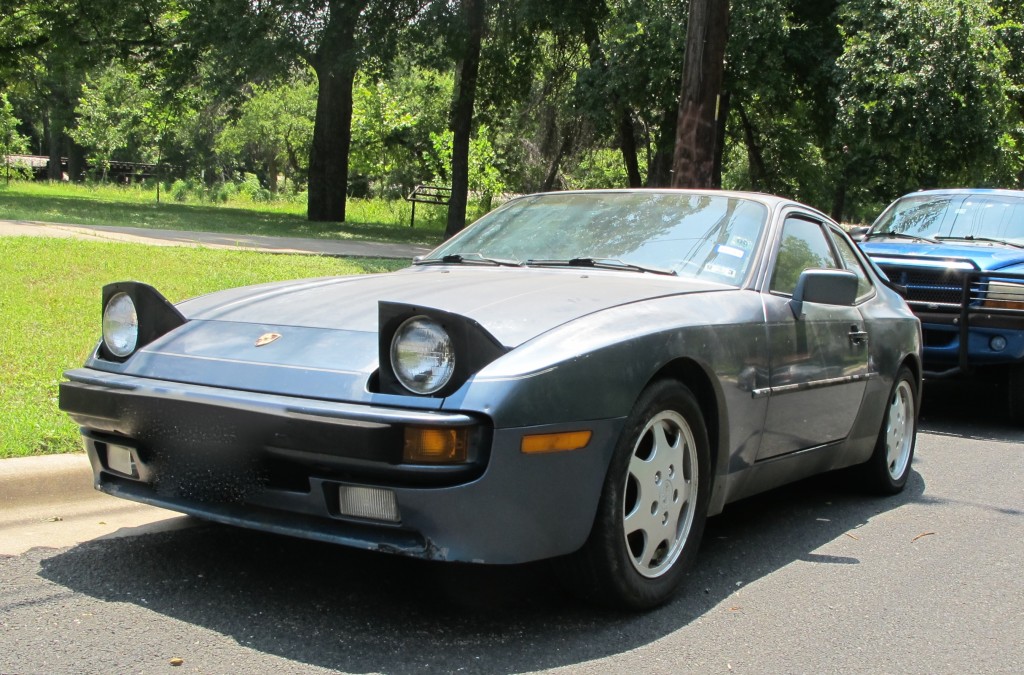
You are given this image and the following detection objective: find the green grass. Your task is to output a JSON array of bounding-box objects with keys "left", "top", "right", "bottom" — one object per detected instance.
[
  {"left": 0, "top": 236, "right": 408, "bottom": 458},
  {"left": 0, "top": 181, "right": 449, "bottom": 246}
]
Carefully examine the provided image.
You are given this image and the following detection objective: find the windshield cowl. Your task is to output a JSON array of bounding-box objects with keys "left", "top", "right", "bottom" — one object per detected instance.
[
  {"left": 934, "top": 235, "right": 1024, "bottom": 250},
  {"left": 523, "top": 257, "right": 677, "bottom": 276}
]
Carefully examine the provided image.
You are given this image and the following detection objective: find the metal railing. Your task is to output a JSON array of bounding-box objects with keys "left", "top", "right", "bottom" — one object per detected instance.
[{"left": 405, "top": 185, "right": 452, "bottom": 228}]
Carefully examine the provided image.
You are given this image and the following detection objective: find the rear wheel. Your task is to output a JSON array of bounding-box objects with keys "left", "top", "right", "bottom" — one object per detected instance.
[
  {"left": 563, "top": 380, "right": 711, "bottom": 610},
  {"left": 862, "top": 366, "right": 917, "bottom": 494}
]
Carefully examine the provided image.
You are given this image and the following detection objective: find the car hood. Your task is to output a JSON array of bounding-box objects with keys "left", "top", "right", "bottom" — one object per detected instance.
[
  {"left": 102, "top": 266, "right": 727, "bottom": 405},
  {"left": 178, "top": 265, "right": 726, "bottom": 347},
  {"left": 859, "top": 240, "right": 1024, "bottom": 271}
]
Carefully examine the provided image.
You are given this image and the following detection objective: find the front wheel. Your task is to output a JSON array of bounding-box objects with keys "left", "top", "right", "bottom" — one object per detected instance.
[
  {"left": 861, "top": 365, "right": 917, "bottom": 494},
  {"left": 562, "top": 380, "right": 711, "bottom": 610}
]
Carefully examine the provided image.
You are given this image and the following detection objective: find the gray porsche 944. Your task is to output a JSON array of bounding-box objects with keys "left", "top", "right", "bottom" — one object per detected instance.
[{"left": 60, "top": 190, "right": 921, "bottom": 609}]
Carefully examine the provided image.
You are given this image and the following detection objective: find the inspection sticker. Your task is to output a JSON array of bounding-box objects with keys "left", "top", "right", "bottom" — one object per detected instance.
[{"left": 716, "top": 244, "right": 745, "bottom": 258}]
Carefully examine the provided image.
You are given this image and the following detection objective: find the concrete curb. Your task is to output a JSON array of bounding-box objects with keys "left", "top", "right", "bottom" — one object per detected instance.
[{"left": 0, "top": 453, "right": 95, "bottom": 508}]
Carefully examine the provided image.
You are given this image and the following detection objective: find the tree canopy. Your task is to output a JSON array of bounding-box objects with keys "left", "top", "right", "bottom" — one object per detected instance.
[{"left": 1, "top": 0, "right": 1021, "bottom": 225}]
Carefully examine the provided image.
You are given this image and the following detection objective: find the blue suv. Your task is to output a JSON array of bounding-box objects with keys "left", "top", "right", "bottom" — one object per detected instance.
[{"left": 856, "top": 189, "right": 1024, "bottom": 419}]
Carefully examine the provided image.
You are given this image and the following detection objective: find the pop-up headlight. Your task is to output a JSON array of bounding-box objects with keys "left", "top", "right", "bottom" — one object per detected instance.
[
  {"left": 98, "top": 282, "right": 186, "bottom": 362},
  {"left": 377, "top": 302, "right": 507, "bottom": 397}
]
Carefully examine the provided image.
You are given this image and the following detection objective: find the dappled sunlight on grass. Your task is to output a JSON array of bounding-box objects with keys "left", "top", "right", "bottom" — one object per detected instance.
[{"left": 0, "top": 236, "right": 407, "bottom": 458}]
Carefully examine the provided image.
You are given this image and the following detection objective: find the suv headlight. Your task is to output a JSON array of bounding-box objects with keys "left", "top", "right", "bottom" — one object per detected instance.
[
  {"left": 102, "top": 292, "right": 139, "bottom": 358},
  {"left": 390, "top": 316, "right": 455, "bottom": 394},
  {"left": 984, "top": 281, "right": 1024, "bottom": 310}
]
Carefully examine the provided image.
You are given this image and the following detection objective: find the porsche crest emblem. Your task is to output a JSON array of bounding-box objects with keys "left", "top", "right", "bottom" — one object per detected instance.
[{"left": 255, "top": 332, "right": 282, "bottom": 347}]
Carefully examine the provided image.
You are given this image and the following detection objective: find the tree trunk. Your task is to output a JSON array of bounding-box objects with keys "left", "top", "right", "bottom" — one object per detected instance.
[
  {"left": 619, "top": 109, "right": 642, "bottom": 187},
  {"left": 831, "top": 168, "right": 848, "bottom": 222},
  {"left": 445, "top": 0, "right": 486, "bottom": 239},
  {"left": 671, "top": 0, "right": 730, "bottom": 189},
  {"left": 541, "top": 125, "right": 576, "bottom": 192},
  {"left": 646, "top": 105, "right": 678, "bottom": 187},
  {"left": 45, "top": 113, "right": 61, "bottom": 180},
  {"left": 67, "top": 140, "right": 86, "bottom": 183},
  {"left": 736, "top": 101, "right": 768, "bottom": 191},
  {"left": 307, "top": 6, "right": 361, "bottom": 223}
]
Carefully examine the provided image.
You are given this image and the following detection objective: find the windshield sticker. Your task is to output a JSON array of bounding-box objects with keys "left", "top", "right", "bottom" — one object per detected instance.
[
  {"left": 704, "top": 263, "right": 737, "bottom": 278},
  {"left": 716, "top": 244, "right": 745, "bottom": 259},
  {"left": 729, "top": 236, "right": 753, "bottom": 249}
]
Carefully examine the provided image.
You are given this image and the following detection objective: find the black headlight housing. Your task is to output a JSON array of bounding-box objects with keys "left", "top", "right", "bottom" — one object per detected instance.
[
  {"left": 377, "top": 301, "right": 507, "bottom": 397},
  {"left": 98, "top": 282, "right": 186, "bottom": 362}
]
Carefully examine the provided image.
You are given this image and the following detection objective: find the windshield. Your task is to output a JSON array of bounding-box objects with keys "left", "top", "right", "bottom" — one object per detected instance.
[
  {"left": 872, "top": 192, "right": 1024, "bottom": 245},
  {"left": 426, "top": 192, "right": 769, "bottom": 286}
]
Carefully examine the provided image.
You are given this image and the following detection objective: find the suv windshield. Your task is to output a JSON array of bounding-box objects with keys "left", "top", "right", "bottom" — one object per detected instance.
[
  {"left": 872, "top": 192, "right": 1024, "bottom": 246},
  {"left": 425, "top": 192, "right": 769, "bottom": 286}
]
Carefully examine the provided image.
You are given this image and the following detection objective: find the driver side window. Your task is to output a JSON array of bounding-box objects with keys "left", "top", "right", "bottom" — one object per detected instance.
[{"left": 770, "top": 217, "right": 840, "bottom": 295}]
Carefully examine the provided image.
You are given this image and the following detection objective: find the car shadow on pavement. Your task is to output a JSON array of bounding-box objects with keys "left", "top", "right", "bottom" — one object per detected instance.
[
  {"left": 919, "top": 375, "right": 1024, "bottom": 443},
  {"left": 36, "top": 467, "right": 923, "bottom": 673}
]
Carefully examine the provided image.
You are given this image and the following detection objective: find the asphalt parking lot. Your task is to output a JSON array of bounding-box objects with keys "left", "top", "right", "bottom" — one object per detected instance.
[{"left": 1, "top": 378, "right": 1021, "bottom": 674}]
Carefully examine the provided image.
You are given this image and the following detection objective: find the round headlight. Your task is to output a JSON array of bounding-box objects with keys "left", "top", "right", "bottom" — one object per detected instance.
[
  {"left": 390, "top": 316, "right": 455, "bottom": 395},
  {"left": 102, "top": 292, "right": 139, "bottom": 358}
]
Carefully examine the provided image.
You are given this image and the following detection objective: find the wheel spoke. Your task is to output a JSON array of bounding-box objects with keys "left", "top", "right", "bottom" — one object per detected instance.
[{"left": 623, "top": 493, "right": 659, "bottom": 537}]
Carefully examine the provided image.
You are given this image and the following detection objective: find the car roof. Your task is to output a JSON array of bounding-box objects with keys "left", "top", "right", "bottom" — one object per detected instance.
[
  {"left": 524, "top": 188, "right": 832, "bottom": 221},
  {"left": 893, "top": 188, "right": 1024, "bottom": 200}
]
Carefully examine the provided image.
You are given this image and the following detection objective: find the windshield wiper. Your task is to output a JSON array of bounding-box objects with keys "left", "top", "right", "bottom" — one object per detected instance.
[
  {"left": 414, "top": 252, "right": 523, "bottom": 267},
  {"left": 863, "top": 231, "right": 939, "bottom": 244},
  {"left": 934, "top": 235, "right": 1024, "bottom": 249},
  {"left": 523, "top": 257, "right": 677, "bottom": 276}
]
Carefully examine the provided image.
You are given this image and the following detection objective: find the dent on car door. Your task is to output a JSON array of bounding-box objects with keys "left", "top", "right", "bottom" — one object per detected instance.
[{"left": 757, "top": 216, "right": 870, "bottom": 460}]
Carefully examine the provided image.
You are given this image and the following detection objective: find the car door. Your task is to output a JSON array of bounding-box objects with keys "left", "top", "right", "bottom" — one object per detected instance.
[{"left": 757, "top": 214, "right": 871, "bottom": 460}]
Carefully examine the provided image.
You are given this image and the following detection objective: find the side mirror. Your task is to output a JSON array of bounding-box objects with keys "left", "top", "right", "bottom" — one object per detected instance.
[
  {"left": 847, "top": 226, "right": 870, "bottom": 242},
  {"left": 791, "top": 268, "right": 859, "bottom": 317}
]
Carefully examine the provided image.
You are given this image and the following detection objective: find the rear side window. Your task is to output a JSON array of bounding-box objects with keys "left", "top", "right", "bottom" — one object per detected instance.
[
  {"left": 831, "top": 230, "right": 873, "bottom": 301},
  {"left": 770, "top": 217, "right": 839, "bottom": 295}
]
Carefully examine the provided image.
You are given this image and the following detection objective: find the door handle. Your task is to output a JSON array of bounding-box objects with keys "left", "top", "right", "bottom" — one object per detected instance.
[{"left": 849, "top": 326, "right": 868, "bottom": 345}]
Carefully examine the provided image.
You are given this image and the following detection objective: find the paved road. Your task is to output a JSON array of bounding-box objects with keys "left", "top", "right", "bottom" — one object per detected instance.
[
  {"left": 0, "top": 219, "right": 433, "bottom": 259},
  {"left": 1, "top": 385, "right": 1021, "bottom": 674}
]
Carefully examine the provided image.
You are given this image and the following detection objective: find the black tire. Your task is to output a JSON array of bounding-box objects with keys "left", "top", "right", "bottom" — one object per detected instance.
[
  {"left": 1007, "top": 365, "right": 1024, "bottom": 423},
  {"left": 562, "top": 380, "right": 711, "bottom": 610},
  {"left": 861, "top": 365, "right": 918, "bottom": 495}
]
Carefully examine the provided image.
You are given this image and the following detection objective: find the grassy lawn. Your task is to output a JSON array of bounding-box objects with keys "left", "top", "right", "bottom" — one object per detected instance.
[
  {"left": 0, "top": 181, "right": 449, "bottom": 246},
  {"left": 0, "top": 236, "right": 407, "bottom": 458}
]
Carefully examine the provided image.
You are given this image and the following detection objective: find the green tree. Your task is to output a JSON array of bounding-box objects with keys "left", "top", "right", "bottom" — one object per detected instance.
[
  {"left": 349, "top": 64, "right": 452, "bottom": 195},
  {"left": 833, "top": 0, "right": 1013, "bottom": 218},
  {"left": 179, "top": 0, "right": 423, "bottom": 222},
  {"left": 69, "top": 63, "right": 156, "bottom": 180},
  {"left": 1, "top": 1, "right": 173, "bottom": 179},
  {"left": 1, "top": 92, "right": 30, "bottom": 180},
  {"left": 216, "top": 77, "right": 316, "bottom": 192},
  {"left": 722, "top": 0, "right": 840, "bottom": 210},
  {"left": 430, "top": 124, "right": 505, "bottom": 212}
]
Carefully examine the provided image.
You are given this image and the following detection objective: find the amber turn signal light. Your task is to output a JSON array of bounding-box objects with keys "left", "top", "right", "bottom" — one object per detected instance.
[
  {"left": 521, "top": 430, "right": 592, "bottom": 454},
  {"left": 403, "top": 427, "right": 469, "bottom": 463}
]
